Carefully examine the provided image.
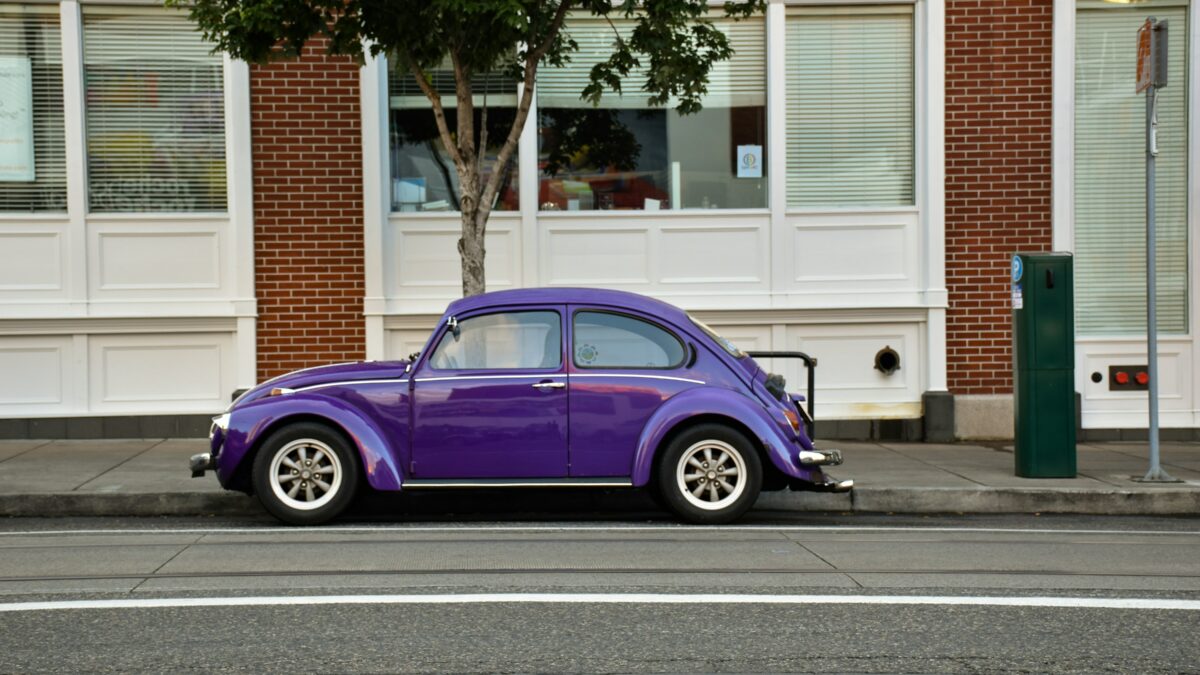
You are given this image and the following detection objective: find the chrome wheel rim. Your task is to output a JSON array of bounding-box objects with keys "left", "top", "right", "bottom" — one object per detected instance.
[
  {"left": 676, "top": 439, "right": 746, "bottom": 511},
  {"left": 268, "top": 438, "right": 342, "bottom": 511}
]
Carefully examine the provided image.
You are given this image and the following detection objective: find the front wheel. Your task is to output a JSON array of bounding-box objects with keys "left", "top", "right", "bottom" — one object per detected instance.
[
  {"left": 656, "top": 424, "right": 762, "bottom": 524},
  {"left": 252, "top": 422, "right": 360, "bottom": 525}
]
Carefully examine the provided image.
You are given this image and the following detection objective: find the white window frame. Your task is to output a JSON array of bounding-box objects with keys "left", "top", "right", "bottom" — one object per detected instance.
[
  {"left": 0, "top": 0, "right": 258, "bottom": 411},
  {"left": 361, "top": 0, "right": 946, "bottom": 395},
  {"left": 1053, "top": 0, "right": 1200, "bottom": 428}
]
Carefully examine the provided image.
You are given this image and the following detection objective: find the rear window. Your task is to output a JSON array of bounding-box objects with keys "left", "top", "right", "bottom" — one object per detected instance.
[
  {"left": 573, "top": 311, "right": 686, "bottom": 369},
  {"left": 690, "top": 316, "right": 745, "bottom": 358}
]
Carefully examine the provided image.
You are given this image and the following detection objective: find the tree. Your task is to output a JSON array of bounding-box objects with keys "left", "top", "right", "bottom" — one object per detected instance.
[{"left": 169, "top": 0, "right": 767, "bottom": 296}]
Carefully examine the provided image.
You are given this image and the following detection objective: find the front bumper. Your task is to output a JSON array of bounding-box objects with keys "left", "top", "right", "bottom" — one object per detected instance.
[
  {"left": 190, "top": 413, "right": 230, "bottom": 478},
  {"left": 190, "top": 452, "right": 215, "bottom": 478}
]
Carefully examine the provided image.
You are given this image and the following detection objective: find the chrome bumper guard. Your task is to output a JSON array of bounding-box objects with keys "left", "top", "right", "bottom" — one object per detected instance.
[
  {"left": 798, "top": 448, "right": 843, "bottom": 466},
  {"left": 190, "top": 452, "right": 214, "bottom": 478},
  {"left": 790, "top": 477, "right": 854, "bottom": 493}
]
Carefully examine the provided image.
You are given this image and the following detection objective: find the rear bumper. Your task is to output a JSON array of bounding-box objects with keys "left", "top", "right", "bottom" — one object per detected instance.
[
  {"left": 790, "top": 477, "right": 854, "bottom": 493},
  {"left": 797, "top": 448, "right": 843, "bottom": 466}
]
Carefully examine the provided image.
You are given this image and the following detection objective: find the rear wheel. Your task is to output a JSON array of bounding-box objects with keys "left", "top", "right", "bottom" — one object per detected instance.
[
  {"left": 252, "top": 422, "right": 359, "bottom": 525},
  {"left": 656, "top": 424, "right": 762, "bottom": 524}
]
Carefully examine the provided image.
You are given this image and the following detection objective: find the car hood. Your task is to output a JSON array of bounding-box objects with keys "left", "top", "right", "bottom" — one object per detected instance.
[{"left": 231, "top": 360, "right": 409, "bottom": 409}]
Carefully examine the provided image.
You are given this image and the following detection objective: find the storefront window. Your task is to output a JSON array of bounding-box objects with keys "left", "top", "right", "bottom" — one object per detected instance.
[
  {"left": 388, "top": 65, "right": 519, "bottom": 212},
  {"left": 0, "top": 6, "right": 65, "bottom": 212},
  {"left": 1074, "top": 0, "right": 1188, "bottom": 335},
  {"left": 536, "top": 16, "right": 766, "bottom": 211},
  {"left": 785, "top": 6, "right": 914, "bottom": 207},
  {"left": 82, "top": 7, "right": 227, "bottom": 213}
]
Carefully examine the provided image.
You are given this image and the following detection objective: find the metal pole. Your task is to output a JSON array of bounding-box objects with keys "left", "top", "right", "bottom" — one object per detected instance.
[{"left": 1142, "top": 85, "right": 1175, "bottom": 482}]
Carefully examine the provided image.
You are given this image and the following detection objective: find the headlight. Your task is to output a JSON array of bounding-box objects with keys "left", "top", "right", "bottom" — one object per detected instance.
[{"left": 209, "top": 413, "right": 230, "bottom": 441}]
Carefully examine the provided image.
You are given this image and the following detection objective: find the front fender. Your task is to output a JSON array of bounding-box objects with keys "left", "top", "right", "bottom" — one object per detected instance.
[
  {"left": 630, "top": 387, "right": 820, "bottom": 487},
  {"left": 217, "top": 394, "right": 404, "bottom": 492}
]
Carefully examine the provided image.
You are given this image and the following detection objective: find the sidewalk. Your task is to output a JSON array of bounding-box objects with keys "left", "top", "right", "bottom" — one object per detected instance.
[{"left": 0, "top": 438, "right": 1198, "bottom": 518}]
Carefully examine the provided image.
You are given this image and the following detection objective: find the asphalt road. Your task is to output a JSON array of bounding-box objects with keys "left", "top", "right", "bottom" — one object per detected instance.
[{"left": 0, "top": 513, "right": 1197, "bottom": 673}]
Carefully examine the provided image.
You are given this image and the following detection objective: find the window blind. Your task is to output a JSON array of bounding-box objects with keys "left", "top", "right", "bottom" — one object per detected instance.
[
  {"left": 0, "top": 5, "right": 65, "bottom": 212},
  {"left": 1075, "top": 1, "right": 1188, "bottom": 335},
  {"left": 82, "top": 6, "right": 227, "bottom": 213},
  {"left": 536, "top": 15, "right": 765, "bottom": 109},
  {"left": 785, "top": 6, "right": 914, "bottom": 207},
  {"left": 389, "top": 61, "right": 518, "bottom": 109}
]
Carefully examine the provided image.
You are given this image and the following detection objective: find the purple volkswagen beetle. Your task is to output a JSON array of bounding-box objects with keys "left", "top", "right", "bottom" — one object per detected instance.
[{"left": 191, "top": 288, "right": 851, "bottom": 524}]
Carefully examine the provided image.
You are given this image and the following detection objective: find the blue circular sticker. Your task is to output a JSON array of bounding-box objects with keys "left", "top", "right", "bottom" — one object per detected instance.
[{"left": 1011, "top": 255, "right": 1023, "bottom": 283}]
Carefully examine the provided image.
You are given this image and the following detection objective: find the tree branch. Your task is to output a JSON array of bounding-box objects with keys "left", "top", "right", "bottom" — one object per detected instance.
[
  {"left": 478, "top": 0, "right": 573, "bottom": 216},
  {"left": 450, "top": 47, "right": 477, "bottom": 178},
  {"left": 404, "top": 53, "right": 463, "bottom": 170}
]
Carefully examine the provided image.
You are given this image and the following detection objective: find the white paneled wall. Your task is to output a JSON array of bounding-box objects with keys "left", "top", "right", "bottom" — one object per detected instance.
[{"left": 0, "top": 3, "right": 255, "bottom": 418}]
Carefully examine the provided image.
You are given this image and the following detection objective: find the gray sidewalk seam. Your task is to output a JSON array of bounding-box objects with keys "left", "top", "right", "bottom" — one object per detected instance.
[{"left": 71, "top": 439, "right": 167, "bottom": 492}]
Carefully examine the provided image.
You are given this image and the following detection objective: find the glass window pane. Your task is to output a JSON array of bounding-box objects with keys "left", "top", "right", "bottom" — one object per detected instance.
[
  {"left": 536, "top": 16, "right": 766, "bottom": 211},
  {"left": 430, "top": 311, "right": 561, "bottom": 370},
  {"left": 1075, "top": 1, "right": 1188, "bottom": 335},
  {"left": 388, "top": 63, "right": 518, "bottom": 212},
  {"left": 785, "top": 7, "right": 914, "bottom": 207},
  {"left": 0, "top": 6, "right": 65, "bottom": 212},
  {"left": 573, "top": 312, "right": 685, "bottom": 369},
  {"left": 82, "top": 7, "right": 227, "bottom": 213}
]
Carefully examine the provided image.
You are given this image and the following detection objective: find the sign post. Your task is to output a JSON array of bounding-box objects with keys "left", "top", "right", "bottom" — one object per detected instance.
[{"left": 1135, "top": 18, "right": 1177, "bottom": 483}]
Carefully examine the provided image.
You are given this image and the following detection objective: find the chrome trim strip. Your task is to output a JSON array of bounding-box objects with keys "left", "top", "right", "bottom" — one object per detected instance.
[
  {"left": 414, "top": 374, "right": 564, "bottom": 383},
  {"left": 294, "top": 379, "right": 409, "bottom": 393},
  {"left": 403, "top": 478, "right": 632, "bottom": 489},
  {"left": 569, "top": 373, "right": 706, "bottom": 385}
]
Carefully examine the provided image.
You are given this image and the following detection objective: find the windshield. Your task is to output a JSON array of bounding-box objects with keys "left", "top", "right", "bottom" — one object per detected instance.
[{"left": 689, "top": 316, "right": 746, "bottom": 358}]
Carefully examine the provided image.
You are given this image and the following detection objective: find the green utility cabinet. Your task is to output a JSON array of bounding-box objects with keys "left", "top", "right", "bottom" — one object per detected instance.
[{"left": 1012, "top": 253, "right": 1076, "bottom": 478}]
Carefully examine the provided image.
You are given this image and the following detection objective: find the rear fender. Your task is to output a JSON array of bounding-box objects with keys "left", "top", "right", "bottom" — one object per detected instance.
[
  {"left": 630, "top": 387, "right": 819, "bottom": 486},
  {"left": 219, "top": 395, "right": 404, "bottom": 492}
]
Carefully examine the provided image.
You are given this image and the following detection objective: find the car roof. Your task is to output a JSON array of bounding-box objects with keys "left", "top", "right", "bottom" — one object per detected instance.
[{"left": 445, "top": 287, "right": 690, "bottom": 324}]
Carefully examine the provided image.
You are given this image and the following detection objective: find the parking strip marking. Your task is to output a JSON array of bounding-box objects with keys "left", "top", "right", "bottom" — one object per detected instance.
[
  {"left": 1, "top": 593, "right": 1198, "bottom": 613},
  {"left": 1, "top": 525, "right": 1198, "bottom": 537}
]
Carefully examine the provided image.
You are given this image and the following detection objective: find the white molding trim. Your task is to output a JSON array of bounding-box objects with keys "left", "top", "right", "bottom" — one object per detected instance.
[
  {"left": 767, "top": 1, "right": 788, "bottom": 303},
  {"left": 919, "top": 0, "right": 947, "bottom": 392},
  {"left": 518, "top": 64, "right": 540, "bottom": 288},
  {"left": 1052, "top": 0, "right": 1075, "bottom": 253},
  {"left": 361, "top": 51, "right": 389, "bottom": 361},
  {"left": 59, "top": 1, "right": 87, "bottom": 309},
  {"left": 1191, "top": 0, "right": 1200, "bottom": 428},
  {"left": 0, "top": 317, "right": 239, "bottom": 336},
  {"left": 223, "top": 56, "right": 257, "bottom": 388}
]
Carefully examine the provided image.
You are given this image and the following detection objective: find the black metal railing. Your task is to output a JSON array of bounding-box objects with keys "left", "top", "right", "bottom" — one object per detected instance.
[{"left": 746, "top": 351, "right": 817, "bottom": 439}]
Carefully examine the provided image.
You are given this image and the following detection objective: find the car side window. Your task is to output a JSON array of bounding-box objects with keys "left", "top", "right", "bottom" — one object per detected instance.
[
  {"left": 573, "top": 311, "right": 686, "bottom": 369},
  {"left": 429, "top": 311, "right": 562, "bottom": 370}
]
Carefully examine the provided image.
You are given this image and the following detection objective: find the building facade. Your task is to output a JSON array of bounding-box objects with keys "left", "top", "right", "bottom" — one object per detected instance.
[{"left": 0, "top": 0, "right": 1197, "bottom": 440}]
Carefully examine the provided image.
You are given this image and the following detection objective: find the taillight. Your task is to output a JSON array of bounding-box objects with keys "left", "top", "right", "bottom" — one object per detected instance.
[{"left": 783, "top": 409, "right": 800, "bottom": 432}]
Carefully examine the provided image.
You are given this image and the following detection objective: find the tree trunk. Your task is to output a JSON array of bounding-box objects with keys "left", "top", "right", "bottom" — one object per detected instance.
[
  {"left": 458, "top": 167, "right": 486, "bottom": 297},
  {"left": 458, "top": 210, "right": 486, "bottom": 297}
]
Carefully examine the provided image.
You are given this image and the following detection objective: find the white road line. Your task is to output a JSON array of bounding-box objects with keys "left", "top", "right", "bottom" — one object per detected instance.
[
  {"left": 1, "top": 525, "right": 1198, "bottom": 537},
  {"left": 1, "top": 593, "right": 1197, "bottom": 613}
]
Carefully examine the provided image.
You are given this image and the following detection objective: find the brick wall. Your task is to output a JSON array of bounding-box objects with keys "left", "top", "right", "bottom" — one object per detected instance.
[
  {"left": 251, "top": 42, "right": 365, "bottom": 381},
  {"left": 945, "top": 0, "right": 1054, "bottom": 395}
]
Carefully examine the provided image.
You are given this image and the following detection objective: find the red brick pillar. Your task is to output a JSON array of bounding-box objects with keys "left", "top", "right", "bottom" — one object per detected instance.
[
  {"left": 945, "top": 0, "right": 1054, "bottom": 396},
  {"left": 250, "top": 42, "right": 365, "bottom": 381}
]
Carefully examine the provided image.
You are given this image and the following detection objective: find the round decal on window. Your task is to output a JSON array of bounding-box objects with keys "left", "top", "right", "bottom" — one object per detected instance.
[{"left": 576, "top": 343, "right": 599, "bottom": 365}]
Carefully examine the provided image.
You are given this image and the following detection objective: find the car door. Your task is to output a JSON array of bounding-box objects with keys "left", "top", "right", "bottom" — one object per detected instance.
[
  {"left": 410, "top": 308, "right": 568, "bottom": 479},
  {"left": 567, "top": 307, "right": 698, "bottom": 477}
]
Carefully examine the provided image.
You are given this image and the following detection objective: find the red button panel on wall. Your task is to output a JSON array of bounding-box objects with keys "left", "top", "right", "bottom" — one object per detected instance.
[{"left": 1107, "top": 365, "right": 1149, "bottom": 391}]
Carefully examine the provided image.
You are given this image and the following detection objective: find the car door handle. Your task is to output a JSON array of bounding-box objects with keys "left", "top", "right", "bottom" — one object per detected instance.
[{"left": 531, "top": 381, "right": 566, "bottom": 390}]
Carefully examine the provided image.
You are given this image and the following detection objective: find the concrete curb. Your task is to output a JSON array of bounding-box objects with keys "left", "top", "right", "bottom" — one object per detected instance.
[
  {"left": 757, "top": 487, "right": 1200, "bottom": 516},
  {"left": 1, "top": 487, "right": 1197, "bottom": 518},
  {"left": 0, "top": 492, "right": 263, "bottom": 518}
]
